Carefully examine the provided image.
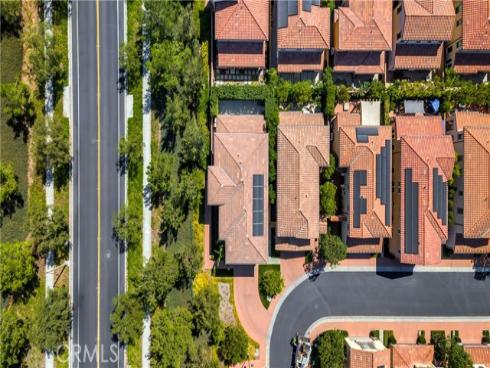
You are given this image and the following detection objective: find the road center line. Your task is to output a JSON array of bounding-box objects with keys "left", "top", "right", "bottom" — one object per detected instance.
[{"left": 96, "top": 0, "right": 101, "bottom": 367}]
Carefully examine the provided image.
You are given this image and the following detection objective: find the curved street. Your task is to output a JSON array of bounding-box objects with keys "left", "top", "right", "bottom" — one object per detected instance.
[{"left": 268, "top": 271, "right": 490, "bottom": 368}]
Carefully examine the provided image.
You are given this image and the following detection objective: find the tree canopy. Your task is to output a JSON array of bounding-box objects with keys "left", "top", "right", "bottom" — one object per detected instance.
[
  {"left": 313, "top": 330, "right": 346, "bottom": 368},
  {"left": 0, "top": 308, "right": 29, "bottom": 368},
  {"left": 31, "top": 287, "right": 72, "bottom": 353},
  {"left": 0, "top": 241, "right": 38, "bottom": 299},
  {"left": 0, "top": 162, "right": 22, "bottom": 221},
  {"left": 30, "top": 206, "right": 69, "bottom": 264},
  {"left": 218, "top": 325, "right": 249, "bottom": 366},
  {"left": 151, "top": 307, "right": 195, "bottom": 368},
  {"left": 259, "top": 268, "right": 284, "bottom": 300},
  {"left": 110, "top": 292, "right": 144, "bottom": 346},
  {"left": 447, "top": 338, "right": 473, "bottom": 368},
  {"left": 113, "top": 204, "right": 142, "bottom": 249},
  {"left": 192, "top": 282, "right": 223, "bottom": 345},
  {"left": 320, "top": 181, "right": 337, "bottom": 217},
  {"left": 135, "top": 247, "right": 179, "bottom": 313},
  {"left": 318, "top": 234, "right": 347, "bottom": 266},
  {"left": 0, "top": 82, "right": 35, "bottom": 137}
]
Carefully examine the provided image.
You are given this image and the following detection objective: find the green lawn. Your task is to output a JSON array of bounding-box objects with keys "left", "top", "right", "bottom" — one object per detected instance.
[{"left": 0, "top": 35, "right": 28, "bottom": 243}]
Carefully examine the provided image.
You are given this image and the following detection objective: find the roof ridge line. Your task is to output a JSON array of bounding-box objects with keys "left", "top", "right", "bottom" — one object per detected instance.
[{"left": 241, "top": 0, "right": 267, "bottom": 39}]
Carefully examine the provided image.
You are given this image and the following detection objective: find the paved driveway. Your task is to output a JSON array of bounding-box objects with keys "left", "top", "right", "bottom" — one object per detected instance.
[{"left": 268, "top": 271, "right": 490, "bottom": 368}]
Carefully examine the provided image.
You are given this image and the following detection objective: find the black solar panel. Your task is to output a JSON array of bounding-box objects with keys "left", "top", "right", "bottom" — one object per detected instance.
[
  {"left": 375, "top": 139, "right": 392, "bottom": 226},
  {"left": 432, "top": 168, "right": 448, "bottom": 226},
  {"left": 312, "top": 0, "right": 320, "bottom": 5},
  {"left": 277, "top": 0, "right": 289, "bottom": 28},
  {"left": 303, "top": 0, "right": 311, "bottom": 11},
  {"left": 356, "top": 127, "right": 379, "bottom": 143},
  {"left": 405, "top": 169, "right": 419, "bottom": 254},
  {"left": 353, "top": 170, "right": 367, "bottom": 229},
  {"left": 288, "top": 0, "right": 298, "bottom": 16},
  {"left": 253, "top": 175, "right": 264, "bottom": 236}
]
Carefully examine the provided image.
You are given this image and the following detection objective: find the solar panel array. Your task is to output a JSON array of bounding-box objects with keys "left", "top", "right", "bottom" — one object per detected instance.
[
  {"left": 404, "top": 168, "right": 419, "bottom": 254},
  {"left": 252, "top": 175, "right": 264, "bottom": 236},
  {"left": 376, "top": 139, "right": 392, "bottom": 225},
  {"left": 277, "top": 0, "right": 298, "bottom": 28},
  {"left": 277, "top": 0, "right": 319, "bottom": 28},
  {"left": 432, "top": 168, "right": 448, "bottom": 226},
  {"left": 355, "top": 126, "right": 379, "bottom": 143},
  {"left": 353, "top": 170, "right": 367, "bottom": 229}
]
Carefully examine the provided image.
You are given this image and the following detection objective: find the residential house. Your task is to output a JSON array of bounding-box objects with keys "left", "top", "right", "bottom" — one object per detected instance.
[
  {"left": 390, "top": 0, "right": 455, "bottom": 79},
  {"left": 333, "top": 101, "right": 392, "bottom": 254},
  {"left": 390, "top": 115, "right": 455, "bottom": 265},
  {"left": 274, "top": 0, "right": 330, "bottom": 82},
  {"left": 276, "top": 112, "right": 329, "bottom": 251},
  {"left": 446, "top": 111, "right": 490, "bottom": 255},
  {"left": 391, "top": 344, "right": 435, "bottom": 368},
  {"left": 446, "top": 0, "right": 490, "bottom": 81},
  {"left": 333, "top": 0, "right": 392, "bottom": 80},
  {"left": 345, "top": 337, "right": 391, "bottom": 368},
  {"left": 207, "top": 115, "right": 269, "bottom": 264},
  {"left": 463, "top": 344, "right": 490, "bottom": 367},
  {"left": 213, "top": 0, "right": 270, "bottom": 82}
]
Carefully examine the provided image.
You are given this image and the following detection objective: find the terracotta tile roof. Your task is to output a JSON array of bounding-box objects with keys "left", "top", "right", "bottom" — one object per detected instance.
[
  {"left": 401, "top": 0, "right": 455, "bottom": 41},
  {"left": 390, "top": 43, "right": 444, "bottom": 70},
  {"left": 214, "top": 0, "right": 269, "bottom": 41},
  {"left": 277, "top": 50, "right": 325, "bottom": 73},
  {"left": 395, "top": 115, "right": 445, "bottom": 139},
  {"left": 333, "top": 51, "right": 385, "bottom": 75},
  {"left": 461, "top": 0, "right": 490, "bottom": 51},
  {"left": 463, "top": 345, "right": 490, "bottom": 365},
  {"left": 276, "top": 112, "right": 329, "bottom": 246},
  {"left": 277, "top": 2, "right": 330, "bottom": 50},
  {"left": 334, "top": 0, "right": 392, "bottom": 51},
  {"left": 454, "top": 111, "right": 490, "bottom": 131},
  {"left": 453, "top": 52, "right": 490, "bottom": 74},
  {"left": 454, "top": 234, "right": 490, "bottom": 254},
  {"left": 391, "top": 344, "right": 434, "bottom": 368},
  {"left": 336, "top": 121, "right": 392, "bottom": 240},
  {"left": 347, "top": 338, "right": 391, "bottom": 368},
  {"left": 216, "top": 41, "right": 266, "bottom": 68},
  {"left": 463, "top": 124, "right": 490, "bottom": 238},
  {"left": 345, "top": 237, "right": 383, "bottom": 254},
  {"left": 399, "top": 129, "right": 455, "bottom": 265},
  {"left": 207, "top": 115, "right": 269, "bottom": 265}
]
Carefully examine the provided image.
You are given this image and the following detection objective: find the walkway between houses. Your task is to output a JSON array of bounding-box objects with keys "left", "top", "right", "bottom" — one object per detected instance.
[{"left": 141, "top": 6, "right": 152, "bottom": 368}]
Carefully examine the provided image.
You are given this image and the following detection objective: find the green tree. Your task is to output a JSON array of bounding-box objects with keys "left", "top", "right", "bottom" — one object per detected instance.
[
  {"left": 0, "top": 82, "right": 35, "bottom": 137},
  {"left": 162, "top": 94, "right": 192, "bottom": 143},
  {"left": 320, "top": 181, "right": 337, "bottom": 217},
  {"left": 218, "top": 325, "right": 249, "bottom": 366},
  {"left": 259, "top": 268, "right": 284, "bottom": 299},
  {"left": 291, "top": 81, "right": 313, "bottom": 106},
  {"left": 336, "top": 85, "right": 350, "bottom": 104},
  {"left": 31, "top": 287, "right": 71, "bottom": 353},
  {"left": 119, "top": 41, "right": 140, "bottom": 91},
  {"left": 172, "top": 241, "right": 203, "bottom": 288},
  {"left": 159, "top": 196, "right": 186, "bottom": 240},
  {"left": 0, "top": 241, "right": 38, "bottom": 299},
  {"left": 323, "top": 67, "right": 335, "bottom": 117},
  {"left": 146, "top": 152, "right": 175, "bottom": 205},
  {"left": 178, "top": 169, "right": 205, "bottom": 212},
  {"left": 318, "top": 234, "right": 347, "bottom": 266},
  {"left": 118, "top": 134, "right": 142, "bottom": 174},
  {"left": 186, "top": 333, "right": 223, "bottom": 368},
  {"left": 0, "top": 0, "right": 21, "bottom": 35},
  {"left": 136, "top": 247, "right": 178, "bottom": 312},
  {"left": 23, "top": 22, "right": 66, "bottom": 95},
  {"left": 322, "top": 154, "right": 337, "bottom": 181},
  {"left": 33, "top": 116, "right": 71, "bottom": 183},
  {"left": 113, "top": 204, "right": 141, "bottom": 249},
  {"left": 151, "top": 307, "right": 194, "bottom": 368},
  {"left": 110, "top": 292, "right": 144, "bottom": 346},
  {"left": 448, "top": 339, "right": 473, "bottom": 368},
  {"left": 30, "top": 206, "right": 69, "bottom": 264},
  {"left": 313, "top": 330, "right": 346, "bottom": 368},
  {"left": 0, "top": 162, "right": 22, "bottom": 221},
  {"left": 179, "top": 119, "right": 207, "bottom": 170},
  {"left": 0, "top": 308, "right": 29, "bottom": 367},
  {"left": 192, "top": 283, "right": 223, "bottom": 344},
  {"left": 431, "top": 331, "right": 448, "bottom": 367}
]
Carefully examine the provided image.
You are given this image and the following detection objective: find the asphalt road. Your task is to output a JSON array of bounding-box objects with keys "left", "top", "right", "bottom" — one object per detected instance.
[
  {"left": 72, "top": 0, "right": 125, "bottom": 367},
  {"left": 269, "top": 271, "right": 490, "bottom": 368}
]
